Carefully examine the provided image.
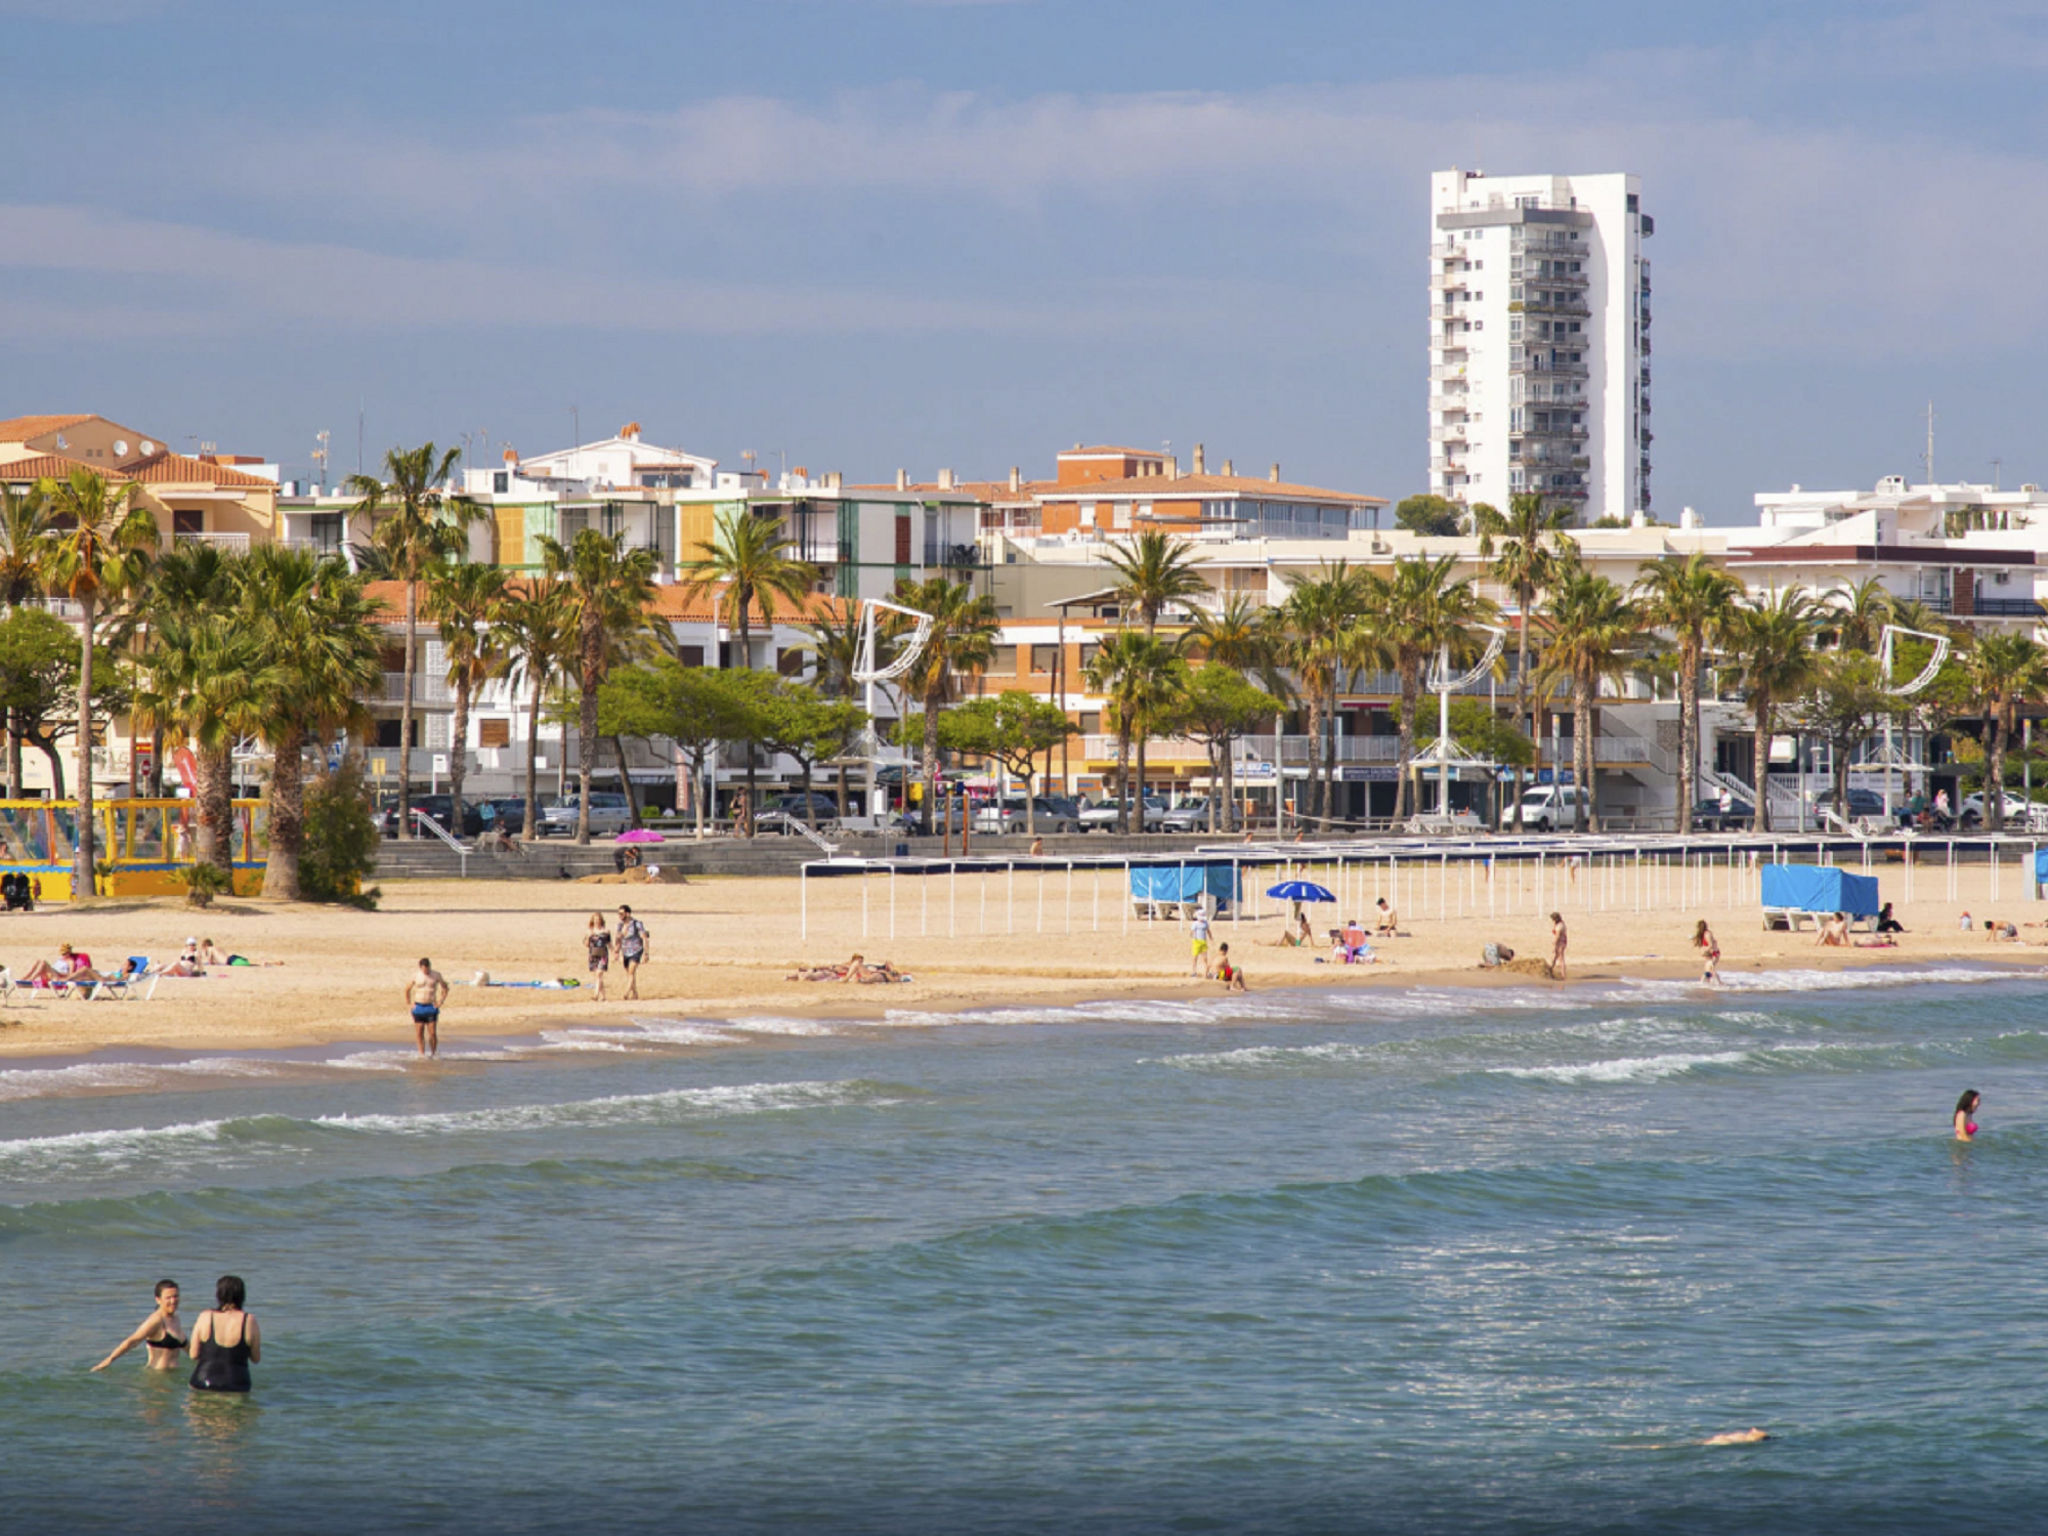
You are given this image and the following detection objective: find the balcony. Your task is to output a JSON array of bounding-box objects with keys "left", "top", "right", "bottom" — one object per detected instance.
[
  {"left": 170, "top": 531, "right": 251, "bottom": 552},
  {"left": 1429, "top": 303, "right": 1469, "bottom": 320},
  {"left": 1516, "top": 358, "right": 1589, "bottom": 379},
  {"left": 1971, "top": 597, "right": 2046, "bottom": 618},
  {"left": 377, "top": 672, "right": 453, "bottom": 707},
  {"left": 1429, "top": 393, "right": 1470, "bottom": 413}
]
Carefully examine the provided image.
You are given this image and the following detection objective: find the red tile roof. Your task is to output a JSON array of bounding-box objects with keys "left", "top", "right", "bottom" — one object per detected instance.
[
  {"left": 0, "top": 414, "right": 96, "bottom": 442},
  {"left": 362, "top": 579, "right": 850, "bottom": 629},
  {"left": 1038, "top": 472, "right": 1385, "bottom": 505},
  {"left": 0, "top": 453, "right": 126, "bottom": 484},
  {"left": 120, "top": 450, "right": 277, "bottom": 490}
]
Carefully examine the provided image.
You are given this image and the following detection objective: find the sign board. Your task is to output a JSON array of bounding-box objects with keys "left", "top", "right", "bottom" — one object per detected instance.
[
  {"left": 1337, "top": 765, "right": 1398, "bottom": 783},
  {"left": 370, "top": 757, "right": 388, "bottom": 777},
  {"left": 133, "top": 743, "right": 155, "bottom": 779},
  {"left": 432, "top": 754, "right": 450, "bottom": 774}
]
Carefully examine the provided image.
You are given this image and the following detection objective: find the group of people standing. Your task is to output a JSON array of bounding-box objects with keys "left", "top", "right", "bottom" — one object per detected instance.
[{"left": 92, "top": 1275, "right": 259, "bottom": 1393}]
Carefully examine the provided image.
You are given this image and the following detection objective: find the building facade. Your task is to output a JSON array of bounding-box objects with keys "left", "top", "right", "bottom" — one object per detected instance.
[{"left": 1428, "top": 169, "right": 1652, "bottom": 521}]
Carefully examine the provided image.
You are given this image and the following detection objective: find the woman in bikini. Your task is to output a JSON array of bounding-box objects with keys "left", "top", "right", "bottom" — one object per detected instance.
[
  {"left": 1954, "top": 1088, "right": 1982, "bottom": 1142},
  {"left": 584, "top": 913, "right": 611, "bottom": 1001},
  {"left": 1549, "top": 912, "right": 1569, "bottom": 980},
  {"left": 90, "top": 1279, "right": 186, "bottom": 1373},
  {"left": 1693, "top": 919, "right": 1721, "bottom": 986},
  {"left": 188, "top": 1274, "right": 260, "bottom": 1393}
]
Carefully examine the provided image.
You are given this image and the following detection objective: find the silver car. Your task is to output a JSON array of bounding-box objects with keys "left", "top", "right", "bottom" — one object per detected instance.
[{"left": 539, "top": 792, "right": 634, "bottom": 837}]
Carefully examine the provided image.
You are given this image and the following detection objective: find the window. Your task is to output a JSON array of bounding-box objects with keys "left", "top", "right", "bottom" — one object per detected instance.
[
  {"left": 675, "top": 644, "right": 705, "bottom": 668},
  {"left": 894, "top": 515, "right": 912, "bottom": 564},
  {"left": 1030, "top": 644, "right": 1057, "bottom": 674},
  {"left": 777, "top": 647, "right": 805, "bottom": 677},
  {"left": 478, "top": 718, "right": 511, "bottom": 749},
  {"left": 172, "top": 509, "right": 203, "bottom": 536},
  {"left": 493, "top": 471, "right": 509, "bottom": 493},
  {"left": 990, "top": 645, "right": 1018, "bottom": 675},
  {"left": 1079, "top": 712, "right": 1102, "bottom": 734}
]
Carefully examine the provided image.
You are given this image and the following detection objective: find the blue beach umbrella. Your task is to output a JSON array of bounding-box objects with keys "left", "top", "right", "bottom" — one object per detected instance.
[{"left": 1266, "top": 880, "right": 1336, "bottom": 903}]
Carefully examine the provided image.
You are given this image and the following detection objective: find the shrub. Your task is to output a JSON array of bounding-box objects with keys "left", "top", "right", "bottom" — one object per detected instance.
[
  {"left": 299, "top": 755, "right": 382, "bottom": 909},
  {"left": 170, "top": 861, "right": 233, "bottom": 908}
]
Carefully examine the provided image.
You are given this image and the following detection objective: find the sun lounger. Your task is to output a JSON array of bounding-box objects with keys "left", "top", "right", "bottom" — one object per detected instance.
[{"left": 89, "top": 957, "right": 163, "bottom": 1002}]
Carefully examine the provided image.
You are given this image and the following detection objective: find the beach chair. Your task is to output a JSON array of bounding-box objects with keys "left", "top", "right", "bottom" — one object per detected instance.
[
  {"left": 90, "top": 957, "right": 162, "bottom": 1002},
  {"left": 0, "top": 964, "right": 12, "bottom": 1005}
]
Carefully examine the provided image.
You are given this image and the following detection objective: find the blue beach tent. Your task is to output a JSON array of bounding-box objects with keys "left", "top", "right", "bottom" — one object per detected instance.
[
  {"left": 1760, "top": 864, "right": 1879, "bottom": 927},
  {"left": 1129, "top": 863, "right": 1241, "bottom": 910}
]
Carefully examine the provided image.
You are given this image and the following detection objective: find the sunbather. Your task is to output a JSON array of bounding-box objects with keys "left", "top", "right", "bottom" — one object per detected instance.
[{"left": 19, "top": 944, "right": 106, "bottom": 988}]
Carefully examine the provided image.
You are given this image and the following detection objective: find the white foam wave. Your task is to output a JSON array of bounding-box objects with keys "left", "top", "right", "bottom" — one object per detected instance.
[
  {"left": 0, "top": 1116, "right": 230, "bottom": 1169},
  {"left": 0, "top": 1058, "right": 282, "bottom": 1101},
  {"left": 312, "top": 1079, "right": 887, "bottom": 1138},
  {"left": 1492, "top": 1050, "right": 1754, "bottom": 1085}
]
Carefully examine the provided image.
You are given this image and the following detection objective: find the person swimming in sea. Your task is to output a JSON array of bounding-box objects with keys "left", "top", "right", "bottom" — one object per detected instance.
[
  {"left": 1955, "top": 1088, "right": 1982, "bottom": 1142},
  {"left": 89, "top": 1278, "right": 186, "bottom": 1373},
  {"left": 188, "top": 1274, "right": 260, "bottom": 1393}
]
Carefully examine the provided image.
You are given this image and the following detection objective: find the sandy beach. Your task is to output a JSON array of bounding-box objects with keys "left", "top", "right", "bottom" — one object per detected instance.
[{"left": 0, "top": 854, "right": 2042, "bottom": 1059}]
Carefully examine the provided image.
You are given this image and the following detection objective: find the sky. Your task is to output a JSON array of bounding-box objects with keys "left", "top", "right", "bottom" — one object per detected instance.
[{"left": 3, "top": 0, "right": 2046, "bottom": 518}]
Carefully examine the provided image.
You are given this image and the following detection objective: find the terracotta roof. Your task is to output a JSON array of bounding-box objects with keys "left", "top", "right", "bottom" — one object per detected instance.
[
  {"left": 120, "top": 449, "right": 277, "bottom": 490},
  {"left": 846, "top": 479, "right": 1053, "bottom": 501},
  {"left": 1038, "top": 472, "right": 1386, "bottom": 505},
  {"left": 0, "top": 413, "right": 96, "bottom": 443},
  {"left": 362, "top": 578, "right": 851, "bottom": 629},
  {"left": 1062, "top": 445, "right": 1156, "bottom": 456},
  {"left": 0, "top": 453, "right": 126, "bottom": 484}
]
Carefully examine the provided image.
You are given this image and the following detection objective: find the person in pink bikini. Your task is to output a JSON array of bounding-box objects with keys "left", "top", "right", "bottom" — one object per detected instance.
[{"left": 1954, "top": 1089, "right": 1982, "bottom": 1141}]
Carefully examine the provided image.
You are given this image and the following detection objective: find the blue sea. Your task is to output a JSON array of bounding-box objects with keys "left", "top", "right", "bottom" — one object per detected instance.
[{"left": 7, "top": 967, "right": 2047, "bottom": 1534}]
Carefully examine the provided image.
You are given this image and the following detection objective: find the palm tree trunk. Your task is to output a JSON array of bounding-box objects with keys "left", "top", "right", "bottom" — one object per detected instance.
[
  {"left": 1988, "top": 706, "right": 2009, "bottom": 833},
  {"left": 73, "top": 595, "right": 97, "bottom": 899},
  {"left": 1115, "top": 729, "right": 1131, "bottom": 832},
  {"left": 399, "top": 582, "right": 417, "bottom": 838},
  {"left": 1754, "top": 701, "right": 1774, "bottom": 834},
  {"left": 1326, "top": 680, "right": 1341, "bottom": 828},
  {"left": 1303, "top": 696, "right": 1324, "bottom": 830},
  {"left": 1134, "top": 732, "right": 1148, "bottom": 833},
  {"left": 523, "top": 674, "right": 544, "bottom": 841},
  {"left": 1677, "top": 636, "right": 1699, "bottom": 833},
  {"left": 737, "top": 597, "right": 758, "bottom": 835},
  {"left": 923, "top": 696, "right": 942, "bottom": 838},
  {"left": 575, "top": 619, "right": 599, "bottom": 844},
  {"left": 1512, "top": 592, "right": 1531, "bottom": 831},
  {"left": 38, "top": 737, "right": 65, "bottom": 798},
  {"left": 449, "top": 677, "right": 470, "bottom": 837},
  {"left": 1395, "top": 660, "right": 1420, "bottom": 821},
  {"left": 1579, "top": 681, "right": 1598, "bottom": 833},
  {"left": 268, "top": 724, "right": 306, "bottom": 901},
  {"left": 5, "top": 709, "right": 19, "bottom": 798}
]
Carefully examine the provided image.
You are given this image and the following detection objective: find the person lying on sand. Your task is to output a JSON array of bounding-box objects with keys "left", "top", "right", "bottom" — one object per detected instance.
[
  {"left": 18, "top": 944, "right": 108, "bottom": 988},
  {"left": 787, "top": 954, "right": 913, "bottom": 984},
  {"left": 1815, "top": 912, "right": 1849, "bottom": 947}
]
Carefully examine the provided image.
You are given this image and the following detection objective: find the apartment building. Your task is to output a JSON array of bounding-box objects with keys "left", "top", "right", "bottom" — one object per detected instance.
[{"left": 1428, "top": 169, "right": 1652, "bottom": 521}]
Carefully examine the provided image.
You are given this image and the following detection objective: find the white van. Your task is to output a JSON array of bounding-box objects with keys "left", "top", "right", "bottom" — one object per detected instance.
[{"left": 1499, "top": 785, "right": 1584, "bottom": 832}]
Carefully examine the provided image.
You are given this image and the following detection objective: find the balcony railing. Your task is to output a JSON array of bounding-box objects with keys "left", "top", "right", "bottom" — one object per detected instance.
[
  {"left": 170, "top": 531, "right": 251, "bottom": 552},
  {"left": 377, "top": 672, "right": 453, "bottom": 706},
  {"left": 1970, "top": 597, "right": 2046, "bottom": 618}
]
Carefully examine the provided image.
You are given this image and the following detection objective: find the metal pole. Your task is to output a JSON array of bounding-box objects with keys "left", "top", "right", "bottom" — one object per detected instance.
[{"left": 801, "top": 864, "right": 808, "bottom": 941}]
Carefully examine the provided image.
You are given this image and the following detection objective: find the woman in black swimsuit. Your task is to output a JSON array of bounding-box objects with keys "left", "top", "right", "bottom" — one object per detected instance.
[
  {"left": 90, "top": 1278, "right": 186, "bottom": 1372},
  {"left": 188, "top": 1274, "right": 260, "bottom": 1393}
]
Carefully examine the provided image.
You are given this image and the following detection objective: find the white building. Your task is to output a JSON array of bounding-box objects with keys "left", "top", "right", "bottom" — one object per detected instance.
[{"left": 1428, "top": 168, "right": 1653, "bottom": 522}]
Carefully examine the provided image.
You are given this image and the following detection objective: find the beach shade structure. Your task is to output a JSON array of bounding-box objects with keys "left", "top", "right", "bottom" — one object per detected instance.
[
  {"left": 1266, "top": 880, "right": 1336, "bottom": 904},
  {"left": 1130, "top": 862, "right": 1241, "bottom": 913},
  {"left": 616, "top": 828, "right": 666, "bottom": 845},
  {"left": 1760, "top": 863, "right": 1880, "bottom": 932}
]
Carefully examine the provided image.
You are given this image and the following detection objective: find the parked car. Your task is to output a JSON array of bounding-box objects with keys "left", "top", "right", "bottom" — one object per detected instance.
[
  {"left": 483, "top": 797, "right": 529, "bottom": 836},
  {"left": 974, "top": 795, "right": 1084, "bottom": 834},
  {"left": 1814, "top": 787, "right": 1888, "bottom": 822},
  {"left": 755, "top": 791, "right": 845, "bottom": 834},
  {"left": 1498, "top": 785, "right": 1584, "bottom": 832},
  {"left": 1960, "top": 790, "right": 2047, "bottom": 830},
  {"left": 1159, "top": 798, "right": 1234, "bottom": 833},
  {"left": 1691, "top": 795, "right": 1755, "bottom": 832},
  {"left": 539, "top": 792, "right": 634, "bottom": 838},
  {"left": 1080, "top": 796, "right": 1168, "bottom": 832},
  {"left": 1401, "top": 806, "right": 1485, "bottom": 834},
  {"left": 409, "top": 794, "right": 485, "bottom": 838}
]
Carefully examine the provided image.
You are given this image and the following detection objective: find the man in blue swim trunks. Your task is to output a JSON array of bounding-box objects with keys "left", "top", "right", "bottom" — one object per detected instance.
[{"left": 405, "top": 956, "right": 450, "bottom": 1058}]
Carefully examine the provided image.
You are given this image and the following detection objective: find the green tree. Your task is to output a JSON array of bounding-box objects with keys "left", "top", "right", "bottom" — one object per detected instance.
[
  {"left": 935, "top": 691, "right": 1077, "bottom": 834},
  {"left": 1481, "top": 491, "right": 1578, "bottom": 829},
  {"left": 37, "top": 468, "right": 158, "bottom": 895},
  {"left": 1400, "top": 695, "right": 1536, "bottom": 767},
  {"left": 894, "top": 576, "right": 999, "bottom": 835},
  {"left": 1084, "top": 631, "right": 1182, "bottom": 830},
  {"left": 539, "top": 530, "right": 659, "bottom": 843},
  {"left": 492, "top": 582, "right": 575, "bottom": 841},
  {"left": 679, "top": 506, "right": 819, "bottom": 825},
  {"left": 1792, "top": 651, "right": 1890, "bottom": 814},
  {"left": 599, "top": 660, "right": 777, "bottom": 837},
  {"left": 298, "top": 754, "right": 382, "bottom": 907},
  {"left": 1104, "top": 531, "right": 1208, "bottom": 831},
  {"left": 345, "top": 443, "right": 483, "bottom": 836},
  {"left": 1277, "top": 562, "right": 1370, "bottom": 825},
  {"left": 1636, "top": 551, "right": 1742, "bottom": 831},
  {"left": 1821, "top": 577, "right": 1896, "bottom": 653},
  {"left": 1722, "top": 589, "right": 1823, "bottom": 833},
  {"left": 1174, "top": 663, "right": 1282, "bottom": 831},
  {"left": 238, "top": 548, "right": 382, "bottom": 900},
  {"left": 797, "top": 605, "right": 870, "bottom": 817},
  {"left": 752, "top": 682, "right": 869, "bottom": 814},
  {"left": 1363, "top": 555, "right": 1498, "bottom": 820},
  {"left": 0, "top": 607, "right": 119, "bottom": 799},
  {"left": 1955, "top": 632, "right": 2048, "bottom": 831},
  {"left": 133, "top": 614, "right": 259, "bottom": 877},
  {"left": 1538, "top": 571, "right": 1640, "bottom": 831},
  {"left": 424, "top": 560, "right": 512, "bottom": 837},
  {"left": 1393, "top": 494, "right": 1463, "bottom": 537}
]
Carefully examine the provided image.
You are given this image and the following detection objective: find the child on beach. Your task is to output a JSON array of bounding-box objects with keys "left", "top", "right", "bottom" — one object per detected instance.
[{"left": 1214, "top": 943, "right": 1246, "bottom": 992}]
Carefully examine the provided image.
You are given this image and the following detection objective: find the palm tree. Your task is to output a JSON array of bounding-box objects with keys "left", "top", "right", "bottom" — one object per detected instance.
[
  {"left": 1104, "top": 531, "right": 1208, "bottom": 824},
  {"left": 1957, "top": 632, "right": 2048, "bottom": 832},
  {"left": 539, "top": 530, "right": 659, "bottom": 843},
  {"left": 492, "top": 583, "right": 575, "bottom": 843},
  {"left": 798, "top": 605, "right": 867, "bottom": 818},
  {"left": 0, "top": 482, "right": 55, "bottom": 795},
  {"left": 345, "top": 444, "right": 482, "bottom": 836},
  {"left": 1722, "top": 589, "right": 1822, "bottom": 833},
  {"left": 894, "top": 576, "right": 999, "bottom": 835},
  {"left": 1362, "top": 555, "right": 1498, "bottom": 820},
  {"left": 679, "top": 506, "right": 819, "bottom": 821},
  {"left": 1539, "top": 571, "right": 1641, "bottom": 831},
  {"left": 133, "top": 613, "right": 260, "bottom": 879},
  {"left": 236, "top": 548, "right": 383, "bottom": 899},
  {"left": 1085, "top": 630, "right": 1181, "bottom": 829},
  {"left": 1636, "top": 552, "right": 1742, "bottom": 831},
  {"left": 1276, "top": 563, "right": 1369, "bottom": 827},
  {"left": 424, "top": 561, "right": 512, "bottom": 837},
  {"left": 1822, "top": 577, "right": 1896, "bottom": 653},
  {"left": 37, "top": 468, "right": 158, "bottom": 897},
  {"left": 1481, "top": 493, "right": 1576, "bottom": 830}
]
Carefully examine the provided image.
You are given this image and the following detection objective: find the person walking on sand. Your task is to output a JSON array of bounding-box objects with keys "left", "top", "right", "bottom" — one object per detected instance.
[
  {"left": 585, "top": 912, "right": 612, "bottom": 1001},
  {"left": 406, "top": 957, "right": 449, "bottom": 1057},
  {"left": 614, "top": 905, "right": 650, "bottom": 1001},
  {"left": 1189, "top": 909, "right": 1213, "bottom": 977},
  {"left": 1693, "top": 919, "right": 1721, "bottom": 986},
  {"left": 1549, "top": 911, "right": 1568, "bottom": 980},
  {"left": 1215, "top": 943, "right": 1246, "bottom": 992},
  {"left": 1955, "top": 1088, "right": 1982, "bottom": 1141},
  {"left": 187, "top": 1274, "right": 260, "bottom": 1394},
  {"left": 90, "top": 1279, "right": 185, "bottom": 1373}
]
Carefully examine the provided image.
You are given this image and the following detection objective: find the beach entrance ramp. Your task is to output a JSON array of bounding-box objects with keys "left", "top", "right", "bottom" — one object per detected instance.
[{"left": 1761, "top": 863, "right": 1879, "bottom": 932}]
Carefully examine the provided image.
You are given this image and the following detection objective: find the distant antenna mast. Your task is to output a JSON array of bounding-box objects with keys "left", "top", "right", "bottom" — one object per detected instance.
[{"left": 1923, "top": 400, "right": 1935, "bottom": 484}]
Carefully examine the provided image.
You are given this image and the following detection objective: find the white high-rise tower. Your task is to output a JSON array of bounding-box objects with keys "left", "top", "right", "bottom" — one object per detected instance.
[{"left": 1428, "top": 169, "right": 1652, "bottom": 522}]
